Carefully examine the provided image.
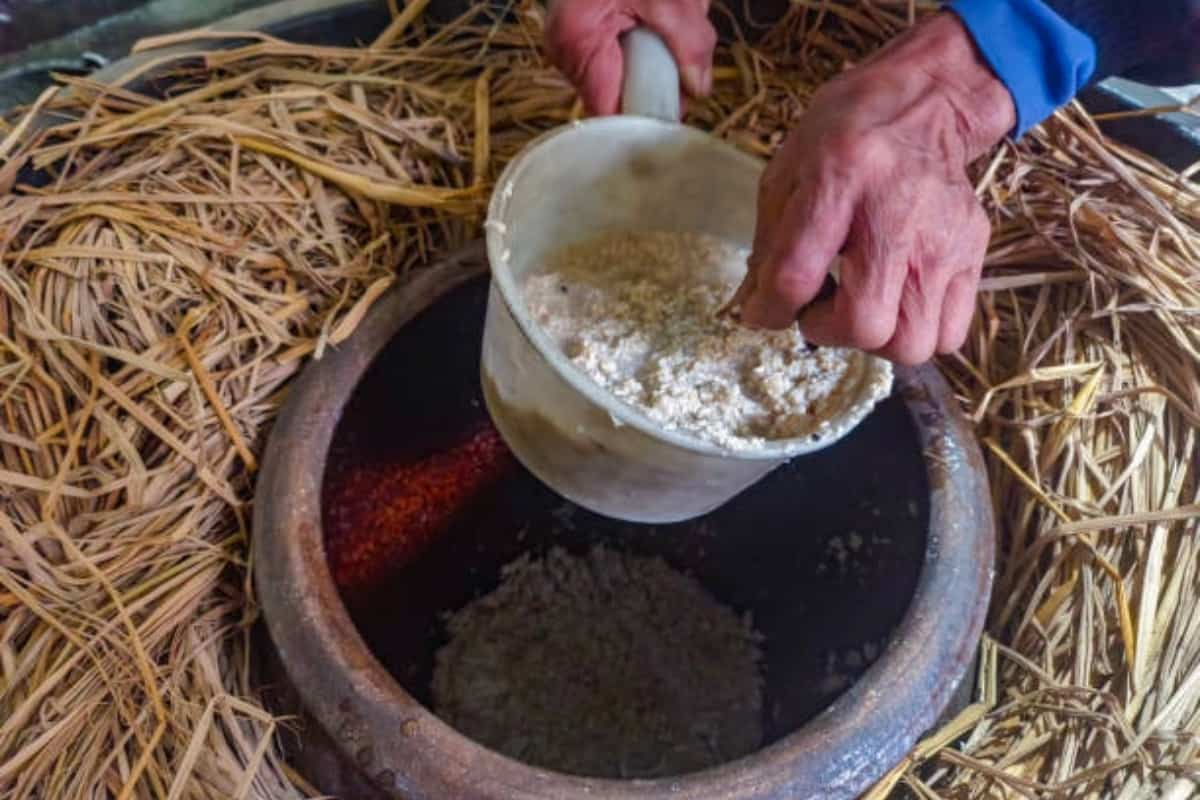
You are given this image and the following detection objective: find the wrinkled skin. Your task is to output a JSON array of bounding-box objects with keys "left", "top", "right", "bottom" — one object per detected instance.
[
  {"left": 545, "top": 7, "right": 1016, "bottom": 365},
  {"left": 545, "top": 0, "right": 717, "bottom": 115}
]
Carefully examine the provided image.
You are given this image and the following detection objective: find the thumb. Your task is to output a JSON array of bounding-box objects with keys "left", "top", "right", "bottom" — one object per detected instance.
[{"left": 636, "top": 0, "right": 717, "bottom": 98}]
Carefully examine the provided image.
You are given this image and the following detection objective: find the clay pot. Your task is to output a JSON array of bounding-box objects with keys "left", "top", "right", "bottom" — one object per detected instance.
[{"left": 254, "top": 242, "right": 995, "bottom": 799}]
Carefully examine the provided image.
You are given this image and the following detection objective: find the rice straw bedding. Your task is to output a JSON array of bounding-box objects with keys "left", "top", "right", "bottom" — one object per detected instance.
[{"left": 0, "top": 1, "right": 1197, "bottom": 797}]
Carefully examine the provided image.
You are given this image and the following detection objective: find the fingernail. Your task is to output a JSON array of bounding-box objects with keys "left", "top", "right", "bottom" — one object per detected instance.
[
  {"left": 682, "top": 65, "right": 710, "bottom": 96},
  {"left": 740, "top": 292, "right": 768, "bottom": 328},
  {"left": 719, "top": 278, "right": 751, "bottom": 319}
]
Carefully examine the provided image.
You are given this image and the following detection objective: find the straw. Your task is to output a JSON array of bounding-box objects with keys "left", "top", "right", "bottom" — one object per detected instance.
[{"left": 0, "top": 1, "right": 1197, "bottom": 797}]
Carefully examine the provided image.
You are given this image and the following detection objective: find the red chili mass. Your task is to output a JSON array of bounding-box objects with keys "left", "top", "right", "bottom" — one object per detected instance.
[{"left": 323, "top": 424, "right": 513, "bottom": 592}]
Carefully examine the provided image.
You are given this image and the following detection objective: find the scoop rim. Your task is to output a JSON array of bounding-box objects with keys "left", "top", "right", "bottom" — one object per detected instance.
[{"left": 485, "top": 115, "right": 894, "bottom": 462}]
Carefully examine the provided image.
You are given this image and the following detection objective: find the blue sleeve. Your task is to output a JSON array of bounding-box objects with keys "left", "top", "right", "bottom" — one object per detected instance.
[{"left": 948, "top": 0, "right": 1097, "bottom": 137}]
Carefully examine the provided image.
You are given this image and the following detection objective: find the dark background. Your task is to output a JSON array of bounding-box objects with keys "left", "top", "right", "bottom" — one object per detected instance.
[{"left": 2, "top": 0, "right": 1198, "bottom": 159}]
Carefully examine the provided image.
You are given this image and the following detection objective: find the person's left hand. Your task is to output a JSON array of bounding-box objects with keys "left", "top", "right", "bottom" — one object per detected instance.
[{"left": 544, "top": 0, "right": 717, "bottom": 116}]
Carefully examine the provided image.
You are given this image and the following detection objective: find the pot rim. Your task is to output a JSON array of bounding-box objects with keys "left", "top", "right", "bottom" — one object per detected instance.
[{"left": 253, "top": 241, "right": 996, "bottom": 800}]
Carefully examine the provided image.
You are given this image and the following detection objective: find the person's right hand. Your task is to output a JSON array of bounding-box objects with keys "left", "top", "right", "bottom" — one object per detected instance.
[
  {"left": 545, "top": 0, "right": 717, "bottom": 116},
  {"left": 728, "top": 13, "right": 1015, "bottom": 365}
]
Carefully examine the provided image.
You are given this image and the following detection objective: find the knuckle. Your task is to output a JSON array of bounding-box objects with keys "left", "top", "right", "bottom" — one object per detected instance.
[
  {"left": 903, "top": 243, "right": 941, "bottom": 288},
  {"left": 937, "top": 328, "right": 969, "bottom": 356},
  {"left": 929, "top": 250, "right": 959, "bottom": 282},
  {"left": 643, "top": 0, "right": 709, "bottom": 44},
  {"left": 825, "top": 129, "right": 888, "bottom": 171},
  {"left": 886, "top": 297, "right": 938, "bottom": 364},
  {"left": 883, "top": 326, "right": 934, "bottom": 365},
  {"left": 674, "top": 37, "right": 714, "bottom": 68},
  {"left": 845, "top": 303, "right": 893, "bottom": 351},
  {"left": 547, "top": 0, "right": 602, "bottom": 47},
  {"left": 889, "top": 342, "right": 933, "bottom": 366},
  {"left": 770, "top": 267, "right": 813, "bottom": 308}
]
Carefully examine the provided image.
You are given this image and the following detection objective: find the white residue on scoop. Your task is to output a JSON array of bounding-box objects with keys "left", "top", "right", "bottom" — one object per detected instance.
[{"left": 522, "top": 230, "right": 872, "bottom": 450}]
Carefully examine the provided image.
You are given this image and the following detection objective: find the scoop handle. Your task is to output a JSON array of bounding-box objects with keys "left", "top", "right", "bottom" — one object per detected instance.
[{"left": 620, "top": 28, "right": 681, "bottom": 122}]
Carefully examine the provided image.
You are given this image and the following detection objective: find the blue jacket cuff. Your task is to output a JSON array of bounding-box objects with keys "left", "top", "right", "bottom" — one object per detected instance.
[{"left": 948, "top": 0, "right": 1097, "bottom": 137}]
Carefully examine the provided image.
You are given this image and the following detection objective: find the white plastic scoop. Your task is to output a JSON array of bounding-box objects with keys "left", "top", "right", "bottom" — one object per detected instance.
[{"left": 481, "top": 29, "right": 892, "bottom": 524}]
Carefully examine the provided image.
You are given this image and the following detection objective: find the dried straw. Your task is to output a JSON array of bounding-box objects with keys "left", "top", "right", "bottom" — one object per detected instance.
[{"left": 0, "top": 1, "right": 1197, "bottom": 798}]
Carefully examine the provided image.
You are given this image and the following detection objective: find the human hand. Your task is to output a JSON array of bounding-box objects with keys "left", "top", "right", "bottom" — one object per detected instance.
[
  {"left": 545, "top": 0, "right": 717, "bottom": 115},
  {"left": 730, "top": 13, "right": 1016, "bottom": 365}
]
